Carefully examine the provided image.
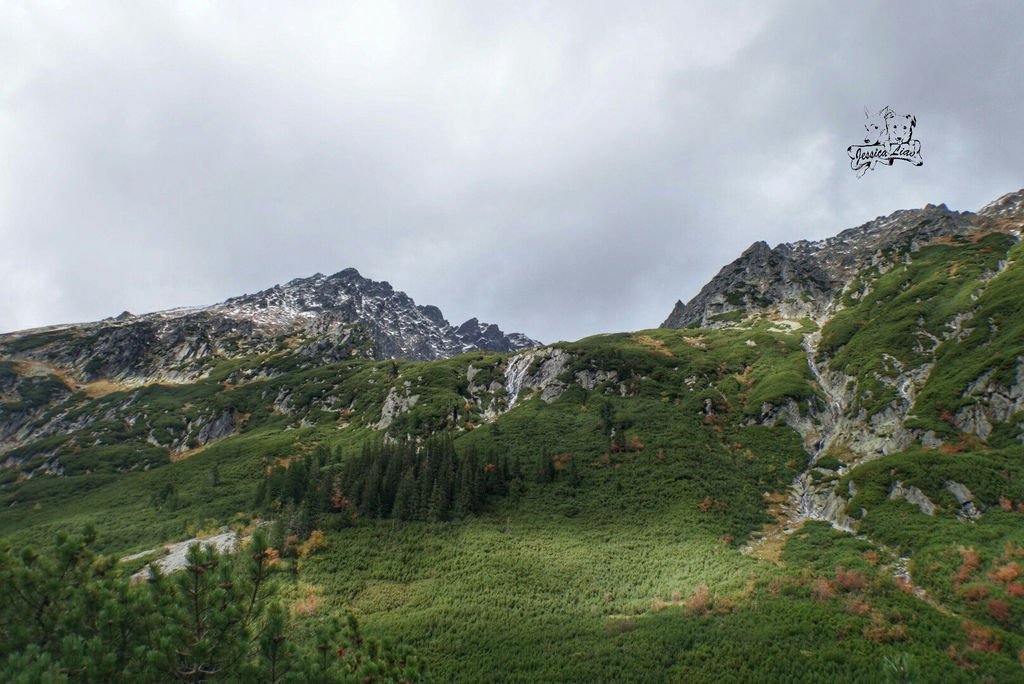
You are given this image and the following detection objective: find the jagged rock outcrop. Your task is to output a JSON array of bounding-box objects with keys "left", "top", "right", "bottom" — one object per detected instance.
[
  {"left": 889, "top": 481, "right": 937, "bottom": 516},
  {"left": 0, "top": 268, "right": 540, "bottom": 468},
  {"left": 6, "top": 188, "right": 1024, "bottom": 504},
  {"left": 792, "top": 471, "right": 856, "bottom": 531},
  {"left": 574, "top": 368, "right": 618, "bottom": 391},
  {"left": 195, "top": 411, "right": 236, "bottom": 446},
  {"left": 946, "top": 481, "right": 983, "bottom": 521},
  {"left": 375, "top": 385, "right": 420, "bottom": 430},
  {"left": 504, "top": 347, "right": 572, "bottom": 407},
  {"left": 954, "top": 362, "right": 1024, "bottom": 441}
]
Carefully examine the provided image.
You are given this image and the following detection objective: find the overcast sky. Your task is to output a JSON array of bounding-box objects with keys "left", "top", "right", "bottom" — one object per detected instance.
[{"left": 2, "top": 1, "right": 1022, "bottom": 342}]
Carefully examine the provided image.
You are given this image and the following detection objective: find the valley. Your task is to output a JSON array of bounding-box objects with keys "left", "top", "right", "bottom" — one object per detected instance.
[{"left": 3, "top": 189, "right": 1024, "bottom": 681}]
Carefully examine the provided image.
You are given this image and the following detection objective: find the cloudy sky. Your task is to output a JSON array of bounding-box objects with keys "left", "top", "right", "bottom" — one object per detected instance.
[{"left": 2, "top": 1, "right": 1021, "bottom": 342}]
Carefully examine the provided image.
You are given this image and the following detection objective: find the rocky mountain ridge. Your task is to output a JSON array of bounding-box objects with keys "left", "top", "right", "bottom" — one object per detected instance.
[
  {"left": 0, "top": 267, "right": 538, "bottom": 388},
  {"left": 662, "top": 190, "right": 1024, "bottom": 329}
]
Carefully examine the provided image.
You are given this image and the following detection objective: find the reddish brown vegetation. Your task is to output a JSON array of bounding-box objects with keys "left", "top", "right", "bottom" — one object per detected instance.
[
  {"left": 954, "top": 546, "right": 981, "bottom": 590},
  {"left": 992, "top": 562, "right": 1021, "bottom": 584},
  {"left": 862, "top": 611, "right": 908, "bottom": 643},
  {"left": 939, "top": 441, "right": 966, "bottom": 454},
  {"left": 946, "top": 645, "right": 977, "bottom": 671},
  {"left": 986, "top": 599, "right": 1011, "bottom": 625},
  {"left": 962, "top": 585, "right": 990, "bottom": 603},
  {"left": 845, "top": 597, "right": 871, "bottom": 616},
  {"left": 811, "top": 578, "right": 836, "bottom": 602},
  {"left": 330, "top": 488, "right": 350, "bottom": 512},
  {"left": 685, "top": 584, "right": 711, "bottom": 615},
  {"left": 962, "top": 621, "right": 1002, "bottom": 653},
  {"left": 894, "top": 576, "right": 915, "bottom": 594},
  {"left": 609, "top": 436, "right": 645, "bottom": 453},
  {"left": 292, "top": 591, "right": 321, "bottom": 617},
  {"left": 697, "top": 496, "right": 729, "bottom": 512},
  {"left": 259, "top": 547, "right": 281, "bottom": 567},
  {"left": 834, "top": 566, "right": 867, "bottom": 592}
]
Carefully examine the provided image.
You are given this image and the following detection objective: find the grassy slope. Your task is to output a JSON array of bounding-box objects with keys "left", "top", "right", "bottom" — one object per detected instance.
[
  {"left": 843, "top": 447, "right": 1024, "bottom": 634},
  {"left": 0, "top": 321, "right": 815, "bottom": 550},
  {"left": 819, "top": 232, "right": 1020, "bottom": 423},
  {"left": 299, "top": 469, "right": 1023, "bottom": 682}
]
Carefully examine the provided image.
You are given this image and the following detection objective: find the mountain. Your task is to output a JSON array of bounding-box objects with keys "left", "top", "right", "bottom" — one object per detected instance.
[
  {"left": 658, "top": 188, "right": 1024, "bottom": 522},
  {"left": 4, "top": 189, "right": 1024, "bottom": 681},
  {"left": 662, "top": 190, "right": 1024, "bottom": 329},
  {"left": 0, "top": 267, "right": 538, "bottom": 387}
]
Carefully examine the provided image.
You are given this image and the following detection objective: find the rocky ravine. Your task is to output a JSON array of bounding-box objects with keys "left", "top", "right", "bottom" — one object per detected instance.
[{"left": 723, "top": 190, "right": 1024, "bottom": 535}]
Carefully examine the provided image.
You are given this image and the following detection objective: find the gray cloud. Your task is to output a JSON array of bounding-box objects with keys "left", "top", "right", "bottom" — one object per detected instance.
[{"left": 2, "top": 1, "right": 1021, "bottom": 342}]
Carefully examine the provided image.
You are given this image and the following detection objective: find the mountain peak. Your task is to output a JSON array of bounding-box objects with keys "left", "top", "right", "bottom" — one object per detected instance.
[
  {"left": 662, "top": 187, "right": 1021, "bottom": 329},
  {"left": 417, "top": 304, "right": 448, "bottom": 327},
  {"left": 0, "top": 267, "right": 539, "bottom": 385},
  {"left": 332, "top": 267, "right": 361, "bottom": 278},
  {"left": 742, "top": 240, "right": 773, "bottom": 257},
  {"left": 208, "top": 268, "right": 538, "bottom": 362}
]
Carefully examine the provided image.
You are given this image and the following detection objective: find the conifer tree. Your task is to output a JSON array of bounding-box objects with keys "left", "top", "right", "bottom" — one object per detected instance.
[
  {"left": 393, "top": 467, "right": 418, "bottom": 521},
  {"left": 0, "top": 528, "right": 423, "bottom": 681},
  {"left": 428, "top": 479, "right": 447, "bottom": 522}
]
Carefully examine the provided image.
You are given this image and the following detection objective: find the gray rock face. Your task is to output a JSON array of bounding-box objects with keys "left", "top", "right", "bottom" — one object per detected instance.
[
  {"left": 503, "top": 347, "right": 571, "bottom": 407},
  {"left": 669, "top": 189, "right": 1024, "bottom": 536},
  {"left": 946, "top": 481, "right": 983, "bottom": 521},
  {"left": 890, "top": 481, "right": 937, "bottom": 516},
  {"left": 792, "top": 471, "right": 855, "bottom": 531},
  {"left": 0, "top": 269, "right": 539, "bottom": 466},
  {"left": 375, "top": 385, "right": 420, "bottom": 430},
  {"left": 759, "top": 326, "right": 944, "bottom": 533},
  {"left": 129, "top": 528, "right": 242, "bottom": 583},
  {"left": 574, "top": 368, "right": 618, "bottom": 390},
  {"left": 946, "top": 481, "right": 973, "bottom": 505},
  {"left": 954, "top": 361, "right": 1024, "bottom": 442},
  {"left": 196, "top": 411, "right": 235, "bottom": 446},
  {"left": 978, "top": 188, "right": 1024, "bottom": 219},
  {"left": 454, "top": 318, "right": 534, "bottom": 354}
]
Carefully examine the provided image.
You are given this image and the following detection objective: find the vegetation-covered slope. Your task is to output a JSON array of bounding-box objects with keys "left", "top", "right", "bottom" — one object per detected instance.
[{"left": 2, "top": 190, "right": 1024, "bottom": 681}]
